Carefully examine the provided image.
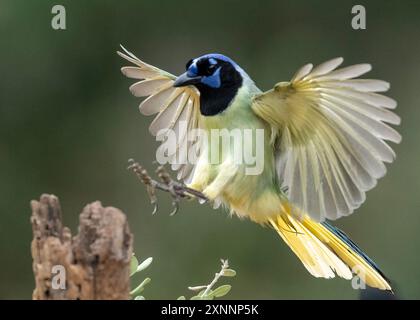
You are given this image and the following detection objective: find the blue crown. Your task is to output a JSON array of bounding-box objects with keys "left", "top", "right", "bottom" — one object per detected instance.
[{"left": 200, "top": 53, "right": 239, "bottom": 69}]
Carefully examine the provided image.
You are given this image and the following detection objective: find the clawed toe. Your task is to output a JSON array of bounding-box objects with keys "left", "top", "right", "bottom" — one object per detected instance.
[{"left": 128, "top": 159, "right": 208, "bottom": 215}]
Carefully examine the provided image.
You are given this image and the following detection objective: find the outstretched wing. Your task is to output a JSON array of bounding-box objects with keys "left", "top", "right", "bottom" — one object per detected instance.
[
  {"left": 252, "top": 57, "right": 401, "bottom": 222},
  {"left": 118, "top": 46, "right": 201, "bottom": 181}
]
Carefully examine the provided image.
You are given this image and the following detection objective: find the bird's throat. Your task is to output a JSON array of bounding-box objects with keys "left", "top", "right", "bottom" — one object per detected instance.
[{"left": 198, "top": 83, "right": 242, "bottom": 116}]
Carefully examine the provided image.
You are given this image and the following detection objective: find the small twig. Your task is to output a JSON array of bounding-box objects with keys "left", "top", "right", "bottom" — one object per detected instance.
[{"left": 200, "top": 259, "right": 229, "bottom": 298}]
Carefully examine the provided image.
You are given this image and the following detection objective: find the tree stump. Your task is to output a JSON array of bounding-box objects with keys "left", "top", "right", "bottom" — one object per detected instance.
[{"left": 30, "top": 194, "right": 133, "bottom": 300}]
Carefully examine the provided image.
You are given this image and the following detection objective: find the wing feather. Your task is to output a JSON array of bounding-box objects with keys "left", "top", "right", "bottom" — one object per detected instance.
[
  {"left": 121, "top": 66, "right": 162, "bottom": 80},
  {"left": 320, "top": 79, "right": 390, "bottom": 92},
  {"left": 118, "top": 46, "right": 201, "bottom": 181},
  {"left": 292, "top": 63, "right": 313, "bottom": 82},
  {"left": 140, "top": 85, "right": 176, "bottom": 115},
  {"left": 252, "top": 58, "right": 400, "bottom": 221},
  {"left": 315, "top": 64, "right": 372, "bottom": 81},
  {"left": 129, "top": 78, "right": 172, "bottom": 97},
  {"left": 307, "top": 57, "right": 344, "bottom": 77}
]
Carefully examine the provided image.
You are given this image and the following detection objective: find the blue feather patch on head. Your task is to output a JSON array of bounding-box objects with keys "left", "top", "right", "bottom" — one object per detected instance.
[
  {"left": 185, "top": 53, "right": 242, "bottom": 90},
  {"left": 209, "top": 58, "right": 218, "bottom": 65},
  {"left": 187, "top": 60, "right": 198, "bottom": 77},
  {"left": 201, "top": 53, "right": 239, "bottom": 69},
  {"left": 201, "top": 67, "right": 222, "bottom": 88}
]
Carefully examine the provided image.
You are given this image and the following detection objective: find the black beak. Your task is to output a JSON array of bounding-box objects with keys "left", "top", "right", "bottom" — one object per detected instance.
[{"left": 173, "top": 72, "right": 202, "bottom": 87}]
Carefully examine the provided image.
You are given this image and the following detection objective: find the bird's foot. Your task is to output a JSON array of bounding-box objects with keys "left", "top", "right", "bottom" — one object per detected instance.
[{"left": 127, "top": 159, "right": 208, "bottom": 216}]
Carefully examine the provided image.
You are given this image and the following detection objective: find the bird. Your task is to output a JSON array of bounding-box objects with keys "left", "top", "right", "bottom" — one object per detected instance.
[{"left": 118, "top": 46, "right": 401, "bottom": 291}]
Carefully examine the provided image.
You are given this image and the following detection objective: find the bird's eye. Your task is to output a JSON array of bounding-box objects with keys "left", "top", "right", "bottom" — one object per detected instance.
[{"left": 206, "top": 64, "right": 217, "bottom": 75}]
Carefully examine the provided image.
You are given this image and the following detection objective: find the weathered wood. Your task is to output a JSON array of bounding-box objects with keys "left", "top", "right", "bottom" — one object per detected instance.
[{"left": 31, "top": 194, "right": 133, "bottom": 300}]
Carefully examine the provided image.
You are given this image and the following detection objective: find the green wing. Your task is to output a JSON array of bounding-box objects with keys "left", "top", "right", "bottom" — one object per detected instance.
[{"left": 252, "top": 57, "right": 401, "bottom": 222}]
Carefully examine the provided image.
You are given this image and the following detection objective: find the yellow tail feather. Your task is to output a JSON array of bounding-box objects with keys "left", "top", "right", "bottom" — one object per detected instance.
[{"left": 269, "top": 214, "right": 392, "bottom": 291}]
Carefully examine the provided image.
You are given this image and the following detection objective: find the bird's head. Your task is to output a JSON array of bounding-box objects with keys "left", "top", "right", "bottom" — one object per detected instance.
[{"left": 173, "top": 54, "right": 244, "bottom": 116}]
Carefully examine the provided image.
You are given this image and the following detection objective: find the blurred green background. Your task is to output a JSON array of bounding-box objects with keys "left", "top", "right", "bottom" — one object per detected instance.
[{"left": 0, "top": 0, "right": 419, "bottom": 299}]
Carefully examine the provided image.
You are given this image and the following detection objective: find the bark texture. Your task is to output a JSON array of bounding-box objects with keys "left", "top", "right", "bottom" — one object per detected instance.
[{"left": 31, "top": 194, "right": 133, "bottom": 300}]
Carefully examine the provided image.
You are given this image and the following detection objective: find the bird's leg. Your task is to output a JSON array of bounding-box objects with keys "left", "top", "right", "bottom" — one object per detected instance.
[
  {"left": 127, "top": 159, "right": 208, "bottom": 215},
  {"left": 127, "top": 159, "right": 159, "bottom": 214}
]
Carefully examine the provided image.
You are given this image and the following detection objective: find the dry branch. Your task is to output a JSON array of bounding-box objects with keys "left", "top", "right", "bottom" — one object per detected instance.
[{"left": 30, "top": 194, "right": 133, "bottom": 300}]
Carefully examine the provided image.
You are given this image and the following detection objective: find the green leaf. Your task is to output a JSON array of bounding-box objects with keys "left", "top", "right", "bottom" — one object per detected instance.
[
  {"left": 190, "top": 295, "right": 203, "bottom": 300},
  {"left": 221, "top": 269, "right": 236, "bottom": 277},
  {"left": 134, "top": 296, "right": 145, "bottom": 300},
  {"left": 130, "top": 255, "right": 139, "bottom": 276},
  {"left": 137, "top": 257, "right": 153, "bottom": 273},
  {"left": 211, "top": 285, "right": 231, "bottom": 298},
  {"left": 177, "top": 296, "right": 186, "bottom": 300},
  {"left": 198, "top": 289, "right": 207, "bottom": 296},
  {"left": 130, "top": 278, "right": 151, "bottom": 297},
  {"left": 196, "top": 289, "right": 214, "bottom": 300}
]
